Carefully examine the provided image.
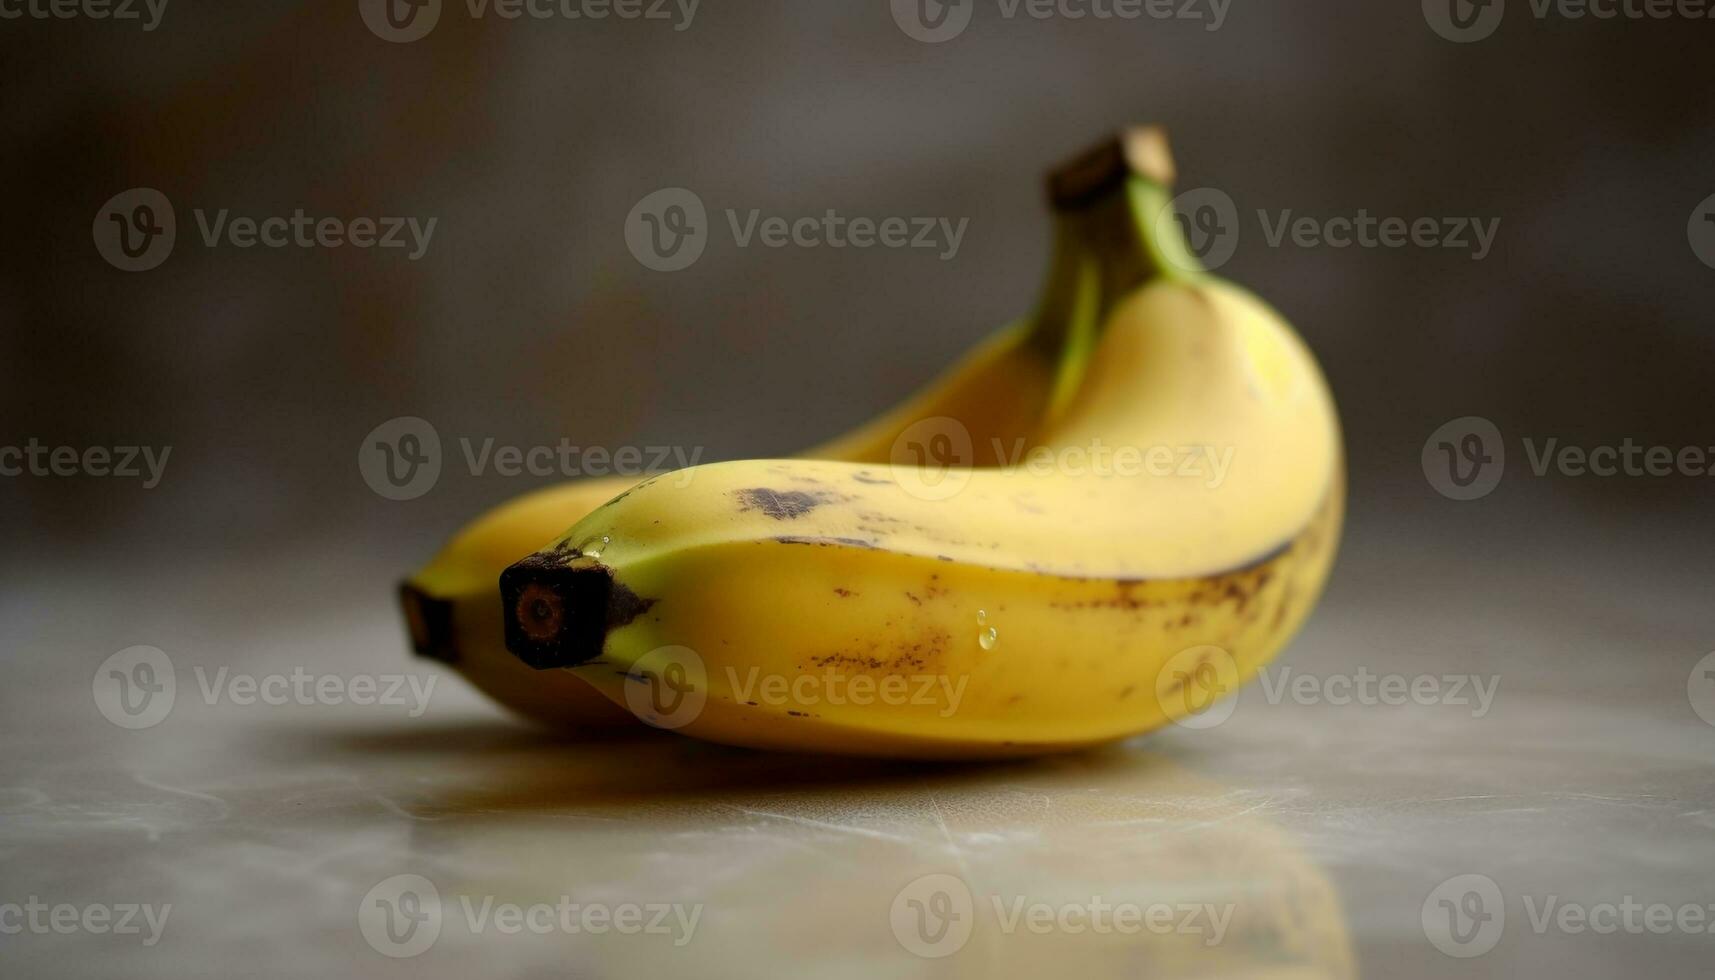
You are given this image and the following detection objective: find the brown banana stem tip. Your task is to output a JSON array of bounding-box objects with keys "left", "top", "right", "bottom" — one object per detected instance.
[
  {"left": 398, "top": 582, "right": 458, "bottom": 665},
  {"left": 499, "top": 554, "right": 654, "bottom": 670},
  {"left": 1047, "top": 125, "right": 1176, "bottom": 211}
]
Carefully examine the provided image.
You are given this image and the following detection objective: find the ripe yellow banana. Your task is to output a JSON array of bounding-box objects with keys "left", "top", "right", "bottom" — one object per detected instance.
[
  {"left": 400, "top": 131, "right": 1167, "bottom": 729},
  {"left": 499, "top": 130, "right": 1344, "bottom": 757}
]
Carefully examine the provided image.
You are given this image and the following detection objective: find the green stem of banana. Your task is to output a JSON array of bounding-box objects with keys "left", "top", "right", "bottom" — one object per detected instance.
[
  {"left": 1124, "top": 176, "right": 1204, "bottom": 284},
  {"left": 1033, "top": 173, "right": 1201, "bottom": 418}
]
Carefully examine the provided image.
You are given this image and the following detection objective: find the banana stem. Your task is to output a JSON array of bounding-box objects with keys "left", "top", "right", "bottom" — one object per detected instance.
[
  {"left": 1124, "top": 176, "right": 1204, "bottom": 284},
  {"left": 1031, "top": 175, "right": 1202, "bottom": 418},
  {"left": 1026, "top": 128, "right": 1203, "bottom": 402}
]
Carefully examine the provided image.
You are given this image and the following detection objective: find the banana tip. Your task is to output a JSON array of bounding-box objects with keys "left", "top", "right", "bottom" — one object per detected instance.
[
  {"left": 399, "top": 581, "right": 458, "bottom": 665},
  {"left": 499, "top": 555, "right": 630, "bottom": 670}
]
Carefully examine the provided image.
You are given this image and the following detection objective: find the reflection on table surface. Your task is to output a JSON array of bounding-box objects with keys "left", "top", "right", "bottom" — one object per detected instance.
[{"left": 0, "top": 716, "right": 1352, "bottom": 979}]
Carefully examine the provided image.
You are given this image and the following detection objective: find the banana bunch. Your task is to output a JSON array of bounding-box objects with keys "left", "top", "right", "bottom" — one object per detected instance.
[
  {"left": 399, "top": 130, "right": 1157, "bottom": 730},
  {"left": 491, "top": 129, "right": 1346, "bottom": 758}
]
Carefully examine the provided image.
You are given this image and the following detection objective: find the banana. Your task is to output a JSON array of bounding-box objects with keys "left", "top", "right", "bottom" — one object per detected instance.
[
  {"left": 400, "top": 130, "right": 1169, "bottom": 729},
  {"left": 499, "top": 129, "right": 1345, "bottom": 757},
  {"left": 402, "top": 479, "right": 645, "bottom": 729}
]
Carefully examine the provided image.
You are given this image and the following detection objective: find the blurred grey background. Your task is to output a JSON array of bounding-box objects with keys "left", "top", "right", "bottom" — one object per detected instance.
[{"left": 1, "top": 2, "right": 1711, "bottom": 566}]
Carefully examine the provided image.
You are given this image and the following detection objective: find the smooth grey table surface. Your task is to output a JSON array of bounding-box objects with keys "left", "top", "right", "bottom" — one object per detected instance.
[{"left": 3, "top": 502, "right": 1712, "bottom": 978}]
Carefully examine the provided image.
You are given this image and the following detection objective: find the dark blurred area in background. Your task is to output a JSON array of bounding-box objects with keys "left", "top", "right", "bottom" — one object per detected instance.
[{"left": 2, "top": 1, "right": 1711, "bottom": 568}]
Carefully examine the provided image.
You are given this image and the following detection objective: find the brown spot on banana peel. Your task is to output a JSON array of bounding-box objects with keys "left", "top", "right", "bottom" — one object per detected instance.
[
  {"left": 735, "top": 487, "right": 825, "bottom": 520},
  {"left": 775, "top": 536, "right": 879, "bottom": 549},
  {"left": 591, "top": 475, "right": 662, "bottom": 514},
  {"left": 808, "top": 627, "right": 948, "bottom": 675},
  {"left": 1271, "top": 587, "right": 1296, "bottom": 632}
]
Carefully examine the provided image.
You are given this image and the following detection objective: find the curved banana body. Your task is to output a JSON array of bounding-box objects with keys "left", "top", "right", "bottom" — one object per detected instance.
[
  {"left": 401, "top": 128, "right": 1167, "bottom": 730},
  {"left": 403, "top": 305, "right": 1086, "bottom": 728},
  {"left": 502, "top": 279, "right": 1344, "bottom": 756}
]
